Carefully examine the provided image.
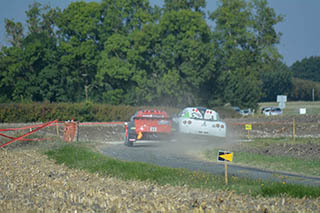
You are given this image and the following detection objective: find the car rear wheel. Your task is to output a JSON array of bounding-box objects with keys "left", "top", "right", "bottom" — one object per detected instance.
[
  {"left": 124, "top": 122, "right": 135, "bottom": 147},
  {"left": 124, "top": 133, "right": 134, "bottom": 147}
]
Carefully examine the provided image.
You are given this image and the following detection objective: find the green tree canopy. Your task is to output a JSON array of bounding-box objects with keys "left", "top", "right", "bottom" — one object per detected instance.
[
  {"left": 210, "top": 0, "right": 283, "bottom": 108},
  {"left": 290, "top": 56, "right": 320, "bottom": 82},
  {"left": 0, "top": 0, "right": 290, "bottom": 107}
]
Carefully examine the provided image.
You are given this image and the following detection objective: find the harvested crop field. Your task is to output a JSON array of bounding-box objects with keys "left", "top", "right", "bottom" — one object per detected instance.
[{"left": 1, "top": 148, "right": 320, "bottom": 212}]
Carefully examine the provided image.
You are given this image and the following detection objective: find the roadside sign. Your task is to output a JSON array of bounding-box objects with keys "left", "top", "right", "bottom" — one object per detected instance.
[
  {"left": 218, "top": 150, "right": 233, "bottom": 185},
  {"left": 277, "top": 95, "right": 287, "bottom": 102},
  {"left": 245, "top": 124, "right": 252, "bottom": 139},
  {"left": 218, "top": 150, "right": 233, "bottom": 162},
  {"left": 277, "top": 95, "right": 287, "bottom": 109},
  {"left": 245, "top": 124, "right": 252, "bottom": 130}
]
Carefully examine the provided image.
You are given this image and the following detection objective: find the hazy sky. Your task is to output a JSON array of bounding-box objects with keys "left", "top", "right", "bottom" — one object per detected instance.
[{"left": 0, "top": 0, "right": 319, "bottom": 66}]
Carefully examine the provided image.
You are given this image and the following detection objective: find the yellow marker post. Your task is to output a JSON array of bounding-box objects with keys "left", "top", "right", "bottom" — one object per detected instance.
[
  {"left": 218, "top": 151, "right": 233, "bottom": 185},
  {"left": 225, "top": 163, "right": 228, "bottom": 185},
  {"left": 245, "top": 124, "right": 252, "bottom": 139},
  {"left": 293, "top": 118, "right": 296, "bottom": 143}
]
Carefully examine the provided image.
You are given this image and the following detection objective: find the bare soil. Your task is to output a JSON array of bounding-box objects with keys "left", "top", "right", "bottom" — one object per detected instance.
[
  {"left": 224, "top": 115, "right": 320, "bottom": 160},
  {"left": 236, "top": 141, "right": 320, "bottom": 161}
]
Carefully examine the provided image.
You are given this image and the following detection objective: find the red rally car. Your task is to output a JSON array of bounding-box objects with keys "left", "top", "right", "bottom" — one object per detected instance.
[{"left": 124, "top": 109, "right": 172, "bottom": 147}]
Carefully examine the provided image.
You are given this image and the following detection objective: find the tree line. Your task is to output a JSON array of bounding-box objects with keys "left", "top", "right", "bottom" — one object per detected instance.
[{"left": 0, "top": 0, "right": 306, "bottom": 109}]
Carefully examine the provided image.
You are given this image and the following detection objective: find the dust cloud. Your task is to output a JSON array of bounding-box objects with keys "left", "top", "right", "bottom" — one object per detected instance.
[{"left": 134, "top": 128, "right": 243, "bottom": 159}]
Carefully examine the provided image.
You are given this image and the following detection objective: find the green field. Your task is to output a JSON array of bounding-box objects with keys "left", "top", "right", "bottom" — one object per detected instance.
[{"left": 259, "top": 101, "right": 320, "bottom": 115}]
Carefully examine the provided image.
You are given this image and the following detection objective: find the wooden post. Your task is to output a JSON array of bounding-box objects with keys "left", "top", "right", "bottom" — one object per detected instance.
[
  {"left": 56, "top": 122, "right": 59, "bottom": 137},
  {"left": 225, "top": 162, "right": 228, "bottom": 185},
  {"left": 76, "top": 121, "right": 79, "bottom": 142},
  {"left": 292, "top": 118, "right": 296, "bottom": 143}
]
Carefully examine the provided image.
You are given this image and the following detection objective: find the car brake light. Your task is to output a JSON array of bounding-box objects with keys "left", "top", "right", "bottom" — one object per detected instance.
[
  {"left": 216, "top": 124, "right": 220, "bottom": 128},
  {"left": 183, "top": 120, "right": 187, "bottom": 124},
  {"left": 188, "top": 120, "right": 192, "bottom": 125},
  {"left": 221, "top": 124, "right": 224, "bottom": 128}
]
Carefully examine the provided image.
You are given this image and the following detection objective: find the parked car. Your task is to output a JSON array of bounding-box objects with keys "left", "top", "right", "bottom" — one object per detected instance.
[
  {"left": 173, "top": 107, "right": 227, "bottom": 138},
  {"left": 232, "top": 106, "right": 240, "bottom": 112},
  {"left": 271, "top": 107, "right": 283, "bottom": 116},
  {"left": 262, "top": 107, "right": 272, "bottom": 115},
  {"left": 239, "top": 109, "right": 253, "bottom": 116},
  {"left": 262, "top": 107, "right": 282, "bottom": 116}
]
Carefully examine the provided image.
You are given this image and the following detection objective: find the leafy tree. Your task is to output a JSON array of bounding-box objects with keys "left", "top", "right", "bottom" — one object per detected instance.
[
  {"left": 290, "top": 56, "right": 320, "bottom": 82},
  {"left": 149, "top": 9, "right": 215, "bottom": 106},
  {"left": 26, "top": 2, "right": 59, "bottom": 36},
  {"left": 289, "top": 78, "right": 320, "bottom": 101},
  {"left": 99, "top": 0, "right": 153, "bottom": 42},
  {"left": 56, "top": 1, "right": 102, "bottom": 102},
  {"left": 4, "top": 19, "right": 24, "bottom": 48},
  {"left": 209, "top": 0, "right": 283, "bottom": 109},
  {"left": 97, "top": 7, "right": 215, "bottom": 106},
  {"left": 259, "top": 60, "right": 292, "bottom": 102},
  {"left": 97, "top": 33, "right": 135, "bottom": 104},
  {"left": 0, "top": 2, "right": 61, "bottom": 102},
  {"left": 1, "top": 0, "right": 289, "bottom": 107},
  {"left": 0, "top": 47, "right": 22, "bottom": 102},
  {"left": 164, "top": 0, "right": 206, "bottom": 13}
]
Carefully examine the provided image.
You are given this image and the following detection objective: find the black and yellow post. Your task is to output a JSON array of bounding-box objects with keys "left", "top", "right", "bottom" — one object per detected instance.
[{"left": 218, "top": 151, "right": 233, "bottom": 185}]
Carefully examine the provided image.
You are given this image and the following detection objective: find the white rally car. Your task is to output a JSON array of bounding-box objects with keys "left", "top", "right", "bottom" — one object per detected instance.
[{"left": 173, "top": 107, "right": 227, "bottom": 138}]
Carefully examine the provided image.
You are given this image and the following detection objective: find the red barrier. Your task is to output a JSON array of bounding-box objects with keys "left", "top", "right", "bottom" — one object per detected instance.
[
  {"left": 0, "top": 133, "right": 48, "bottom": 141},
  {"left": 79, "top": 122, "right": 124, "bottom": 125},
  {"left": 64, "top": 122, "right": 77, "bottom": 142},
  {"left": 0, "top": 122, "right": 64, "bottom": 132},
  {"left": 0, "top": 120, "right": 58, "bottom": 148}
]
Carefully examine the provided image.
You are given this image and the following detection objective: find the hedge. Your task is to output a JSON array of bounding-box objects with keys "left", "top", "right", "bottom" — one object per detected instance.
[{"left": 0, "top": 103, "right": 181, "bottom": 123}]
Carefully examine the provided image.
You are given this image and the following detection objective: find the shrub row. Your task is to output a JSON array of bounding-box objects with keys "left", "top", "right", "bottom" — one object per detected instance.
[{"left": 0, "top": 103, "right": 181, "bottom": 123}]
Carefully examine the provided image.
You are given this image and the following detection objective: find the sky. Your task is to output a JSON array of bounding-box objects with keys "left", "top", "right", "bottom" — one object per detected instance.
[{"left": 0, "top": 0, "right": 319, "bottom": 66}]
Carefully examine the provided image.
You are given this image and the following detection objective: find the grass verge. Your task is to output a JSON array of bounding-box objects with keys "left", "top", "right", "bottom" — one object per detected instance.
[
  {"left": 204, "top": 138, "right": 320, "bottom": 177},
  {"left": 45, "top": 143, "right": 320, "bottom": 198}
]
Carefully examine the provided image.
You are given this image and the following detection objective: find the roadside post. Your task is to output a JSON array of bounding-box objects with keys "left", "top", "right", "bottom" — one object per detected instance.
[
  {"left": 245, "top": 124, "right": 252, "bottom": 139},
  {"left": 218, "top": 151, "right": 233, "bottom": 185},
  {"left": 56, "top": 122, "right": 60, "bottom": 137},
  {"left": 293, "top": 118, "right": 296, "bottom": 143}
]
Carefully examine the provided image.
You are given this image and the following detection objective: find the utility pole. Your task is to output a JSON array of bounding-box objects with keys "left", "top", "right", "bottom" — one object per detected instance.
[{"left": 312, "top": 88, "right": 315, "bottom": 101}]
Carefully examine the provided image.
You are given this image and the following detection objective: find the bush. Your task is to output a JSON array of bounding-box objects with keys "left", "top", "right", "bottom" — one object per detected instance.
[{"left": 0, "top": 103, "right": 181, "bottom": 123}]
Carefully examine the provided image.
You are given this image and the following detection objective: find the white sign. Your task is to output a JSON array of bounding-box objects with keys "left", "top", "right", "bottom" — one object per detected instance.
[
  {"left": 277, "top": 95, "right": 287, "bottom": 103},
  {"left": 299, "top": 108, "right": 306, "bottom": 114}
]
